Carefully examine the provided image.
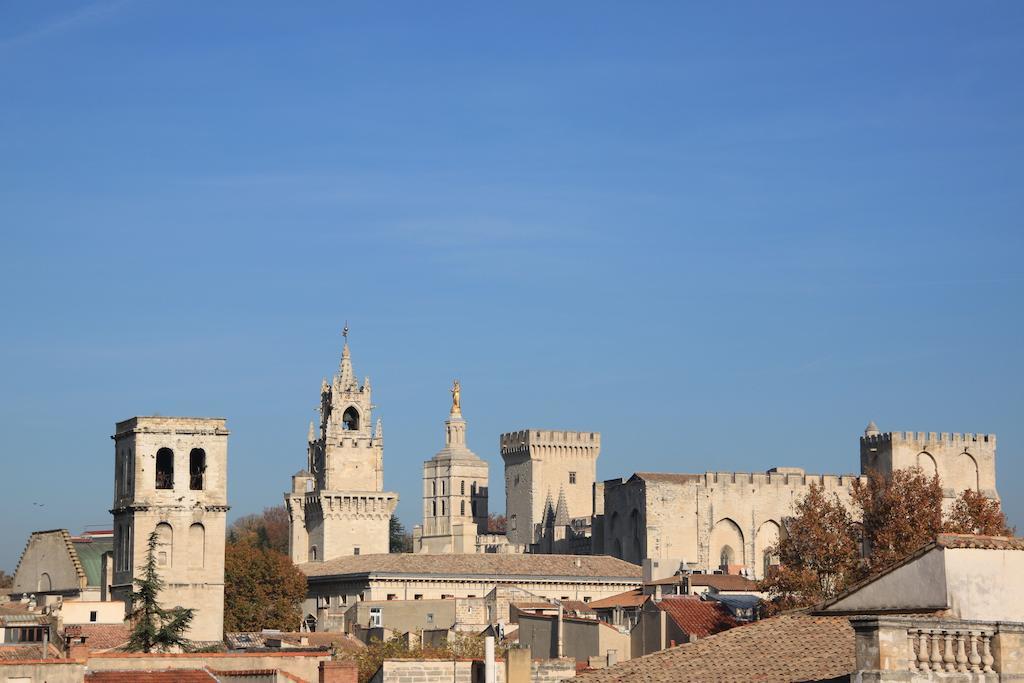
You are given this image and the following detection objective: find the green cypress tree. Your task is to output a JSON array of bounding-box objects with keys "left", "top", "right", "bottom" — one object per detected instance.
[{"left": 125, "top": 530, "right": 195, "bottom": 652}]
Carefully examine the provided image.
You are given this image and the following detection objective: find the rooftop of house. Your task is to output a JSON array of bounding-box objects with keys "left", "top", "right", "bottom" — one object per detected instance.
[
  {"left": 587, "top": 589, "right": 648, "bottom": 610},
  {"left": 0, "top": 643, "right": 63, "bottom": 661},
  {"left": 68, "top": 623, "right": 131, "bottom": 652},
  {"left": 656, "top": 597, "right": 739, "bottom": 639},
  {"left": 299, "top": 553, "right": 643, "bottom": 580},
  {"left": 580, "top": 613, "right": 854, "bottom": 682}
]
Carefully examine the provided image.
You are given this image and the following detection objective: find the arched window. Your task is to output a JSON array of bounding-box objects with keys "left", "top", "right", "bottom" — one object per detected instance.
[
  {"left": 156, "top": 448, "right": 174, "bottom": 489},
  {"left": 155, "top": 522, "right": 173, "bottom": 567},
  {"left": 441, "top": 480, "right": 446, "bottom": 495},
  {"left": 189, "top": 449, "right": 206, "bottom": 490},
  {"left": 460, "top": 500, "right": 466, "bottom": 516},
  {"left": 309, "top": 546, "right": 318, "bottom": 562},
  {"left": 188, "top": 523, "right": 205, "bottom": 568},
  {"left": 460, "top": 480, "right": 465, "bottom": 495},
  {"left": 720, "top": 545, "right": 735, "bottom": 569},
  {"left": 39, "top": 572, "right": 52, "bottom": 592},
  {"left": 342, "top": 407, "right": 360, "bottom": 431}
]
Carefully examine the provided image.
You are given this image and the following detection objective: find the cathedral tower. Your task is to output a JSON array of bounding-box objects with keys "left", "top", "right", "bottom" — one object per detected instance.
[
  {"left": 285, "top": 328, "right": 398, "bottom": 563},
  {"left": 413, "top": 381, "right": 489, "bottom": 553},
  {"left": 110, "top": 416, "right": 229, "bottom": 643}
]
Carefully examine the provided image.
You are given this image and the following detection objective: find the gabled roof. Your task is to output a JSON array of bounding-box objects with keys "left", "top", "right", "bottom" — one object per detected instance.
[
  {"left": 579, "top": 613, "right": 854, "bottom": 682},
  {"left": 299, "top": 554, "right": 642, "bottom": 581},
  {"left": 657, "top": 597, "right": 739, "bottom": 638},
  {"left": 70, "top": 623, "right": 131, "bottom": 651},
  {"left": 814, "top": 532, "right": 1024, "bottom": 615},
  {"left": 587, "top": 589, "right": 648, "bottom": 609}
]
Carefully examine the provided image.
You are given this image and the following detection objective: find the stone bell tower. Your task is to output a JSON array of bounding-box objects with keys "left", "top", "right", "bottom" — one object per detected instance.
[
  {"left": 285, "top": 326, "right": 398, "bottom": 563},
  {"left": 110, "top": 416, "right": 229, "bottom": 643}
]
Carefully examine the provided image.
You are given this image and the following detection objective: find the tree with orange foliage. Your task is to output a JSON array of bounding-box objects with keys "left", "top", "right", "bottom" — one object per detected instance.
[
  {"left": 228, "top": 506, "right": 290, "bottom": 555},
  {"left": 851, "top": 467, "right": 944, "bottom": 571},
  {"left": 224, "top": 541, "right": 307, "bottom": 632},
  {"left": 945, "top": 489, "right": 1014, "bottom": 536},
  {"left": 759, "top": 483, "right": 861, "bottom": 610}
]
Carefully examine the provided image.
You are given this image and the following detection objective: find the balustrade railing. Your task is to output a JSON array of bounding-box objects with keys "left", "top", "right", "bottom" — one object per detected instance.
[{"left": 907, "top": 626, "right": 995, "bottom": 674}]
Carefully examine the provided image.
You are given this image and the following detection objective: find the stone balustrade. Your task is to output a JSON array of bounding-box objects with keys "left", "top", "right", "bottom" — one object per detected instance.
[
  {"left": 907, "top": 626, "right": 994, "bottom": 674},
  {"left": 849, "top": 616, "right": 1024, "bottom": 680}
]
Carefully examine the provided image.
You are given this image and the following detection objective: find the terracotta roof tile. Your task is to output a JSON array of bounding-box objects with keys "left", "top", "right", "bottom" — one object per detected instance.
[
  {"left": 685, "top": 574, "right": 760, "bottom": 591},
  {"left": 579, "top": 613, "right": 854, "bottom": 682},
  {"left": 657, "top": 597, "right": 739, "bottom": 638},
  {"left": 0, "top": 643, "right": 61, "bottom": 660},
  {"left": 72, "top": 623, "right": 131, "bottom": 651},
  {"left": 936, "top": 533, "right": 1024, "bottom": 550},
  {"left": 587, "top": 589, "right": 648, "bottom": 609},
  {"left": 299, "top": 553, "right": 642, "bottom": 580}
]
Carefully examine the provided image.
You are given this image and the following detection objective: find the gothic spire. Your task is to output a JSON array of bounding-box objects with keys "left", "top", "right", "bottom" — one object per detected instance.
[
  {"left": 375, "top": 417, "right": 383, "bottom": 445},
  {"left": 543, "top": 490, "right": 555, "bottom": 527},
  {"left": 337, "top": 323, "right": 356, "bottom": 390},
  {"left": 554, "top": 486, "right": 570, "bottom": 527},
  {"left": 308, "top": 420, "right": 315, "bottom": 442}
]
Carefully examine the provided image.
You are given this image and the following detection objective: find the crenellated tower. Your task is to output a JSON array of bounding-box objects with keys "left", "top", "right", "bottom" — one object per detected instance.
[{"left": 285, "top": 328, "right": 398, "bottom": 564}]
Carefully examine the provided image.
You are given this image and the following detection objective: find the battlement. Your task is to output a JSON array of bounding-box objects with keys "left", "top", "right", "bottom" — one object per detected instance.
[
  {"left": 861, "top": 432, "right": 997, "bottom": 447},
  {"left": 113, "top": 416, "right": 228, "bottom": 438},
  {"left": 500, "top": 429, "right": 601, "bottom": 454},
  {"left": 703, "top": 471, "right": 866, "bottom": 488}
]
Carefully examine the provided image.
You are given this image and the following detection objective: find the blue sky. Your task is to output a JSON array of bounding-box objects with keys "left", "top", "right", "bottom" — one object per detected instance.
[{"left": 1, "top": 2, "right": 1022, "bottom": 571}]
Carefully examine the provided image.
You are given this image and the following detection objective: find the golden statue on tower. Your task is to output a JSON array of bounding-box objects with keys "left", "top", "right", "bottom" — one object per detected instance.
[{"left": 451, "top": 379, "right": 462, "bottom": 415}]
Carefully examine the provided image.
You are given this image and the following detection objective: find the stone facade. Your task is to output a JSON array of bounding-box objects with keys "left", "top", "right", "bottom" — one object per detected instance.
[
  {"left": 599, "top": 425, "right": 1001, "bottom": 577},
  {"left": 413, "top": 386, "right": 490, "bottom": 554},
  {"left": 860, "top": 428, "right": 998, "bottom": 501},
  {"left": 110, "top": 416, "right": 229, "bottom": 643},
  {"left": 285, "top": 336, "right": 398, "bottom": 563},
  {"left": 501, "top": 430, "right": 600, "bottom": 548},
  {"left": 600, "top": 469, "right": 861, "bottom": 577}
]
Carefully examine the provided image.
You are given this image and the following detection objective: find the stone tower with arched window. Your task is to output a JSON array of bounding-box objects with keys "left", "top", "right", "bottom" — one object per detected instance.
[
  {"left": 110, "top": 416, "right": 229, "bottom": 643},
  {"left": 413, "top": 382, "right": 489, "bottom": 553},
  {"left": 285, "top": 334, "right": 398, "bottom": 564}
]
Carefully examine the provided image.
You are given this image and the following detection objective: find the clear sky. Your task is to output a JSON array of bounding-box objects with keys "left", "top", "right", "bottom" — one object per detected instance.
[{"left": 1, "top": 2, "right": 1022, "bottom": 572}]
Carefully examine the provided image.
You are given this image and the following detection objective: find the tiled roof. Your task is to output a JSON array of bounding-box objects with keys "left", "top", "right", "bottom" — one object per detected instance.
[
  {"left": 562, "top": 600, "right": 596, "bottom": 616},
  {"left": 587, "top": 589, "right": 648, "bottom": 609},
  {"left": 657, "top": 597, "right": 739, "bottom": 638},
  {"left": 299, "top": 553, "right": 642, "bottom": 580},
  {"left": 0, "top": 643, "right": 61, "bottom": 660},
  {"left": 85, "top": 670, "right": 217, "bottom": 682},
  {"left": 73, "top": 623, "right": 131, "bottom": 651},
  {"left": 936, "top": 533, "right": 1024, "bottom": 550},
  {"left": 279, "top": 631, "right": 364, "bottom": 653},
  {"left": 580, "top": 614, "right": 854, "bottom": 683},
  {"left": 685, "top": 574, "right": 760, "bottom": 591}
]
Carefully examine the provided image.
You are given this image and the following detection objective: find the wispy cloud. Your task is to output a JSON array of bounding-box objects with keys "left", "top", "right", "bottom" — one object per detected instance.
[{"left": 0, "top": 0, "right": 133, "bottom": 50}]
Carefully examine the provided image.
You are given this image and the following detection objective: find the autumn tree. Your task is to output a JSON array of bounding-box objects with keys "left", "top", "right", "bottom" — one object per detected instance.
[
  {"left": 852, "top": 467, "right": 943, "bottom": 571},
  {"left": 228, "top": 505, "right": 290, "bottom": 555},
  {"left": 126, "top": 531, "right": 195, "bottom": 652},
  {"left": 0, "top": 570, "right": 12, "bottom": 590},
  {"left": 389, "top": 515, "right": 413, "bottom": 553},
  {"left": 945, "top": 489, "right": 1014, "bottom": 536},
  {"left": 759, "top": 483, "right": 861, "bottom": 610},
  {"left": 487, "top": 514, "right": 507, "bottom": 534},
  {"left": 224, "top": 541, "right": 307, "bottom": 632}
]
